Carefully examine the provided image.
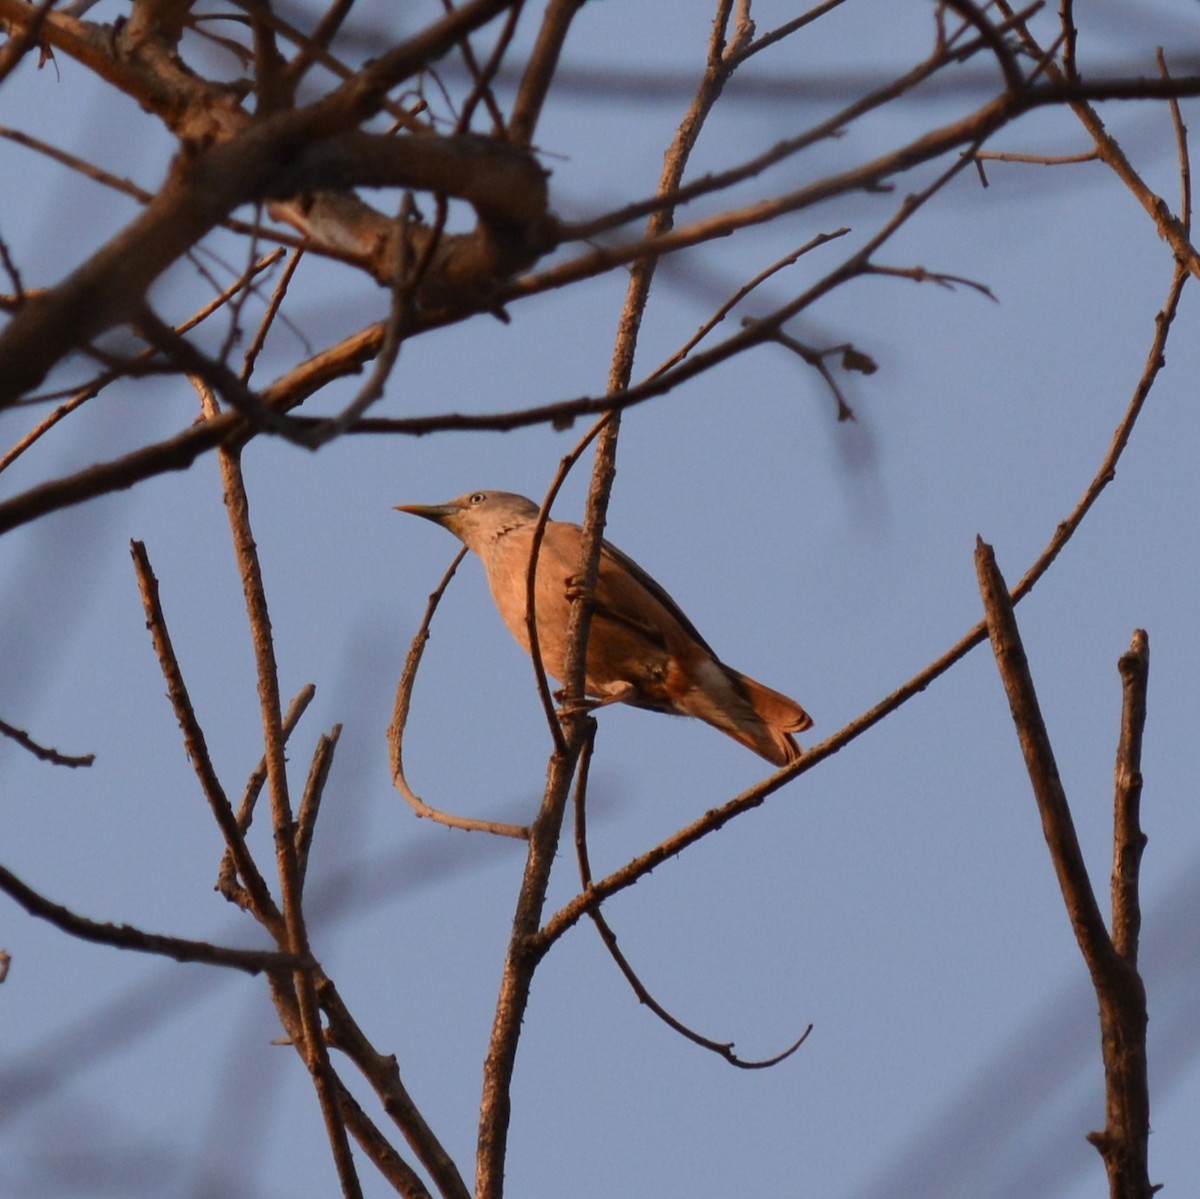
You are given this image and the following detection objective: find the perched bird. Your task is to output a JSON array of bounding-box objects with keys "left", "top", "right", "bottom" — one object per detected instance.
[{"left": 396, "top": 490, "right": 812, "bottom": 766}]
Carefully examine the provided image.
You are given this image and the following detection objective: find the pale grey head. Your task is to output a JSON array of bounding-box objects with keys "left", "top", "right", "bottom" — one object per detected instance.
[{"left": 394, "top": 490, "right": 541, "bottom": 555}]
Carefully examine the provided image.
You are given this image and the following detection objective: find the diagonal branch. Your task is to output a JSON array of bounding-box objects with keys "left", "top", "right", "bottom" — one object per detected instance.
[
  {"left": 201, "top": 383, "right": 361, "bottom": 1198},
  {"left": 476, "top": 7, "right": 748, "bottom": 1191},
  {"left": 130, "top": 538, "right": 284, "bottom": 935},
  {"left": 974, "top": 539, "right": 1111, "bottom": 963},
  {"left": 533, "top": 259, "right": 1187, "bottom": 950}
]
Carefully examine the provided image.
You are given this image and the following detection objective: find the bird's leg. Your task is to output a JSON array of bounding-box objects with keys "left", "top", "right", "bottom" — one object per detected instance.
[{"left": 554, "top": 681, "right": 638, "bottom": 716}]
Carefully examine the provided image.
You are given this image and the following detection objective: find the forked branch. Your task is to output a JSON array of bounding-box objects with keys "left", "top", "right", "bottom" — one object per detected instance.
[{"left": 976, "top": 544, "right": 1153, "bottom": 1199}]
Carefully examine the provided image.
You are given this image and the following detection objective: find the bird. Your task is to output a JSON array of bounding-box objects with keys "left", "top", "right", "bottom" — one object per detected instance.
[{"left": 395, "top": 490, "right": 812, "bottom": 766}]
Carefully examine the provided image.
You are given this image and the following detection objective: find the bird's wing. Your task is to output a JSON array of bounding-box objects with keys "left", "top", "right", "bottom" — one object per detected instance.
[
  {"left": 595, "top": 539, "right": 718, "bottom": 656},
  {"left": 537, "top": 520, "right": 719, "bottom": 656}
]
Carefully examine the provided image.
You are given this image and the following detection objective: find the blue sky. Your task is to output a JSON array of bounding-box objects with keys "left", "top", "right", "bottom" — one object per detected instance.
[{"left": 2, "top": 2, "right": 1198, "bottom": 1196}]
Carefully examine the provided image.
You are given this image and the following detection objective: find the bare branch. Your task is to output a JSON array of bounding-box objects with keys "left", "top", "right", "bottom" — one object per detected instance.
[
  {"left": 974, "top": 540, "right": 1111, "bottom": 958},
  {"left": 319, "top": 974, "right": 472, "bottom": 1199},
  {"left": 508, "top": 0, "right": 585, "bottom": 147},
  {"left": 0, "top": 717, "right": 94, "bottom": 767},
  {"left": 976, "top": 545, "right": 1154, "bottom": 1198},
  {"left": 0, "top": 863, "right": 300, "bottom": 973},
  {"left": 389, "top": 545, "right": 529, "bottom": 839},
  {"left": 1111, "top": 631, "right": 1149, "bottom": 966},
  {"left": 130, "top": 538, "right": 284, "bottom": 934},
  {"left": 477, "top": 8, "right": 745, "bottom": 1186},
  {"left": 572, "top": 725, "right": 811, "bottom": 1068},
  {"left": 203, "top": 385, "right": 361, "bottom": 1197}
]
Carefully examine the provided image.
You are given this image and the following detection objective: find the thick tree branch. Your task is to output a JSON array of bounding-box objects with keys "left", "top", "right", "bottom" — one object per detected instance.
[{"left": 0, "top": 123, "right": 549, "bottom": 408}]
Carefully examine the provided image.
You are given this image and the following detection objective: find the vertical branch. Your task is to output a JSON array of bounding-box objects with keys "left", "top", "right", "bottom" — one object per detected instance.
[
  {"left": 217, "top": 682, "right": 317, "bottom": 908},
  {"left": 1110, "top": 631, "right": 1148, "bottom": 963},
  {"left": 507, "top": 0, "right": 586, "bottom": 148},
  {"left": 975, "top": 540, "right": 1154, "bottom": 1199},
  {"left": 198, "top": 384, "right": 363, "bottom": 1199},
  {"left": 475, "top": 8, "right": 751, "bottom": 1196}
]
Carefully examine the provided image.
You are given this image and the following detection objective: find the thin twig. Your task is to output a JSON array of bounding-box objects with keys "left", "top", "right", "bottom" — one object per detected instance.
[
  {"left": 0, "top": 863, "right": 300, "bottom": 973},
  {"left": 0, "top": 717, "right": 94, "bottom": 767},
  {"left": 572, "top": 722, "right": 810, "bottom": 1067},
  {"left": 448, "top": 0, "right": 513, "bottom": 136},
  {"left": 732, "top": 0, "right": 849, "bottom": 67},
  {"left": 975, "top": 148, "right": 1098, "bottom": 166},
  {"left": 295, "top": 724, "right": 341, "bottom": 891},
  {"left": 651, "top": 229, "right": 850, "bottom": 379},
  {"left": 1157, "top": 48, "right": 1191, "bottom": 235},
  {"left": 218, "top": 682, "right": 317, "bottom": 907},
  {"left": 241, "top": 247, "right": 304, "bottom": 382},
  {"left": 130, "top": 538, "right": 283, "bottom": 934}
]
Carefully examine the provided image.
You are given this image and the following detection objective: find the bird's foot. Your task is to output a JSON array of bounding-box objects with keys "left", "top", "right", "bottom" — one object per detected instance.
[
  {"left": 554, "top": 682, "right": 637, "bottom": 716},
  {"left": 563, "top": 575, "right": 594, "bottom": 602}
]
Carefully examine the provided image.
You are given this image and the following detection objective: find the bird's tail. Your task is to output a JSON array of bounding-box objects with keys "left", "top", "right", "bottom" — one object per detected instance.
[
  {"left": 679, "top": 662, "right": 811, "bottom": 767},
  {"left": 718, "top": 669, "right": 812, "bottom": 766}
]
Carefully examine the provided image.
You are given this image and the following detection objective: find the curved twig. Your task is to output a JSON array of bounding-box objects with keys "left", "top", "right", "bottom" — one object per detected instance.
[
  {"left": 571, "top": 723, "right": 811, "bottom": 1068},
  {"left": 388, "top": 545, "right": 530, "bottom": 840}
]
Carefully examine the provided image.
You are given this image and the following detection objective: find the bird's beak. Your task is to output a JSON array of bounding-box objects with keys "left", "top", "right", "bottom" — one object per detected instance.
[{"left": 394, "top": 502, "right": 455, "bottom": 526}]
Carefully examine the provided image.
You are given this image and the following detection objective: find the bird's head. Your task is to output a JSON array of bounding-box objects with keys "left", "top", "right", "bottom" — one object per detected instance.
[{"left": 395, "top": 490, "right": 542, "bottom": 552}]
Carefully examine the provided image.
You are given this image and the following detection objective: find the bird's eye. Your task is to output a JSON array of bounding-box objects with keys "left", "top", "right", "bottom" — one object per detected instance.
[{"left": 469, "top": 492, "right": 487, "bottom": 505}]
